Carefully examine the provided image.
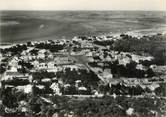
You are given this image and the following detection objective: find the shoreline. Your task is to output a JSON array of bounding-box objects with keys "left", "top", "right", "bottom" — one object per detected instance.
[{"left": 0, "top": 28, "right": 165, "bottom": 47}]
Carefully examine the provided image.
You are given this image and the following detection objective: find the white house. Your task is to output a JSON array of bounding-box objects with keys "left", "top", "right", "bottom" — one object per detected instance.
[
  {"left": 41, "top": 78, "right": 51, "bottom": 82},
  {"left": 16, "top": 84, "right": 33, "bottom": 94},
  {"left": 50, "top": 83, "right": 61, "bottom": 95},
  {"left": 85, "top": 51, "right": 93, "bottom": 57},
  {"left": 78, "top": 86, "right": 87, "bottom": 91},
  {"left": 38, "top": 63, "right": 47, "bottom": 69},
  {"left": 47, "top": 61, "right": 55, "bottom": 69}
]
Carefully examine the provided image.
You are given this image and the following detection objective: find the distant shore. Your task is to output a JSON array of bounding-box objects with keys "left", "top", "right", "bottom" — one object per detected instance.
[
  {"left": 0, "top": 29, "right": 165, "bottom": 47},
  {"left": 0, "top": 43, "right": 14, "bottom": 49}
]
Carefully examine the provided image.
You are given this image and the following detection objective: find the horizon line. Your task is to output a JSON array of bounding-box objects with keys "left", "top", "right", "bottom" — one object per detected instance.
[{"left": 1, "top": 9, "right": 166, "bottom": 12}]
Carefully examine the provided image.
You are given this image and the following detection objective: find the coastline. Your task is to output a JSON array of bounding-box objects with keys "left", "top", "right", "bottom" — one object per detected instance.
[{"left": 0, "top": 27, "right": 165, "bottom": 46}]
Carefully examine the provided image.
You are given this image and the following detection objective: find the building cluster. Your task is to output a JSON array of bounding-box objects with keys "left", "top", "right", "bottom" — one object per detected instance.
[
  {"left": 0, "top": 33, "right": 166, "bottom": 116},
  {"left": 0, "top": 34, "right": 165, "bottom": 98}
]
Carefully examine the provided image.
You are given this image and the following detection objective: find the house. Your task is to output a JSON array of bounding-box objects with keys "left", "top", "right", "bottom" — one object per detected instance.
[
  {"left": 102, "top": 69, "right": 113, "bottom": 82},
  {"left": 50, "top": 83, "right": 61, "bottom": 95},
  {"left": 63, "top": 65, "right": 79, "bottom": 70},
  {"left": 3, "top": 67, "right": 24, "bottom": 81},
  {"left": 147, "top": 83, "right": 160, "bottom": 91},
  {"left": 36, "top": 85, "right": 45, "bottom": 89},
  {"left": 38, "top": 62, "right": 47, "bottom": 69},
  {"left": 37, "top": 49, "right": 46, "bottom": 59},
  {"left": 47, "top": 68, "right": 58, "bottom": 72},
  {"left": 105, "top": 55, "right": 112, "bottom": 62},
  {"left": 41, "top": 78, "right": 51, "bottom": 83},
  {"left": 87, "top": 57, "right": 94, "bottom": 62},
  {"left": 32, "top": 60, "right": 39, "bottom": 68},
  {"left": 136, "top": 64, "right": 145, "bottom": 70},
  {"left": 48, "top": 54, "right": 54, "bottom": 59},
  {"left": 0, "top": 53, "right": 2, "bottom": 59},
  {"left": 8, "top": 57, "right": 19, "bottom": 67},
  {"left": 75, "top": 80, "right": 82, "bottom": 87},
  {"left": 85, "top": 51, "right": 93, "bottom": 57},
  {"left": 78, "top": 86, "right": 87, "bottom": 91},
  {"left": 54, "top": 56, "right": 73, "bottom": 65},
  {"left": 16, "top": 84, "right": 33, "bottom": 94},
  {"left": 131, "top": 54, "right": 154, "bottom": 63},
  {"left": 21, "top": 51, "right": 27, "bottom": 56},
  {"left": 118, "top": 57, "right": 131, "bottom": 66},
  {"left": 47, "top": 61, "right": 56, "bottom": 69}
]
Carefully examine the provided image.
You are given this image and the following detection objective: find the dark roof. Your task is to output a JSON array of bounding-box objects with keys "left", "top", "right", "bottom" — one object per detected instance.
[{"left": 6, "top": 72, "right": 23, "bottom": 76}]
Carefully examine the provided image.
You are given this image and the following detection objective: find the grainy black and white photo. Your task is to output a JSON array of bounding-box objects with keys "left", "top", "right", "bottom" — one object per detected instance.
[{"left": 0, "top": 0, "right": 166, "bottom": 117}]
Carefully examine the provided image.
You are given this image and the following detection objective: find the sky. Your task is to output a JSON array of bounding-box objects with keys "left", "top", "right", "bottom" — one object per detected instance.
[{"left": 0, "top": 0, "right": 166, "bottom": 11}]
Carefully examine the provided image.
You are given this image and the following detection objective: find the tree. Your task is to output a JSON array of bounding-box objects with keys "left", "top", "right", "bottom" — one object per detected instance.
[
  {"left": 0, "top": 63, "right": 6, "bottom": 74},
  {"left": 2, "top": 87, "right": 18, "bottom": 108}
]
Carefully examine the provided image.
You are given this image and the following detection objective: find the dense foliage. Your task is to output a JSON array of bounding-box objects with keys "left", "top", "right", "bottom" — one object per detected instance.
[
  {"left": 56, "top": 68, "right": 99, "bottom": 88},
  {"left": 35, "top": 43, "right": 65, "bottom": 52},
  {"left": 1, "top": 44, "right": 27, "bottom": 56},
  {"left": 89, "top": 60, "right": 155, "bottom": 78},
  {"left": 113, "top": 34, "right": 166, "bottom": 65},
  {"left": 32, "top": 71, "right": 56, "bottom": 81}
]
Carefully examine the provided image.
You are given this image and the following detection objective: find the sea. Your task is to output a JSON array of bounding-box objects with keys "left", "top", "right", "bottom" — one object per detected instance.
[{"left": 0, "top": 10, "right": 166, "bottom": 44}]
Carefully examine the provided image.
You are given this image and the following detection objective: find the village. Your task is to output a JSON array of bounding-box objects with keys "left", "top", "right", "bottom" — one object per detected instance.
[{"left": 0, "top": 33, "right": 166, "bottom": 116}]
